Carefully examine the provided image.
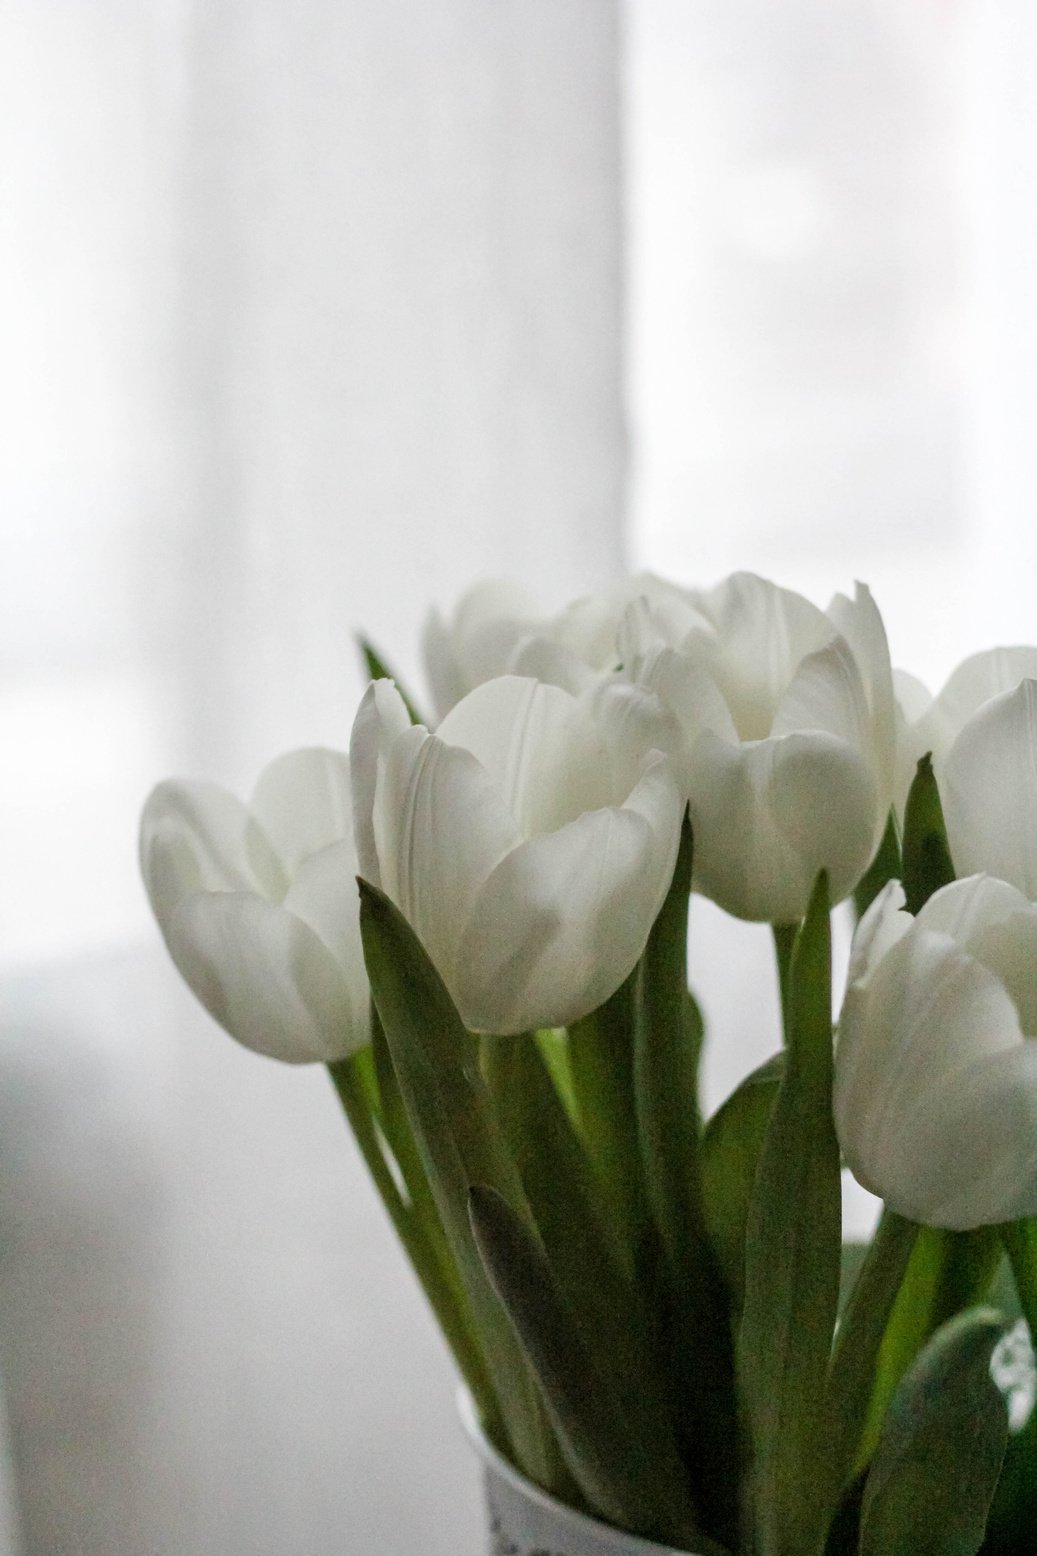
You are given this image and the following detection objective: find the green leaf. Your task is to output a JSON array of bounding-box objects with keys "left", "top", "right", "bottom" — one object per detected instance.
[
  {"left": 859, "top": 1309, "right": 1009, "bottom": 1556},
  {"left": 982, "top": 1345, "right": 1037, "bottom": 1554},
  {"left": 634, "top": 810, "right": 704, "bottom": 1268},
  {"left": 738, "top": 873, "right": 842, "bottom": 1556},
  {"left": 823, "top": 1212, "right": 920, "bottom": 1512},
  {"left": 902, "top": 754, "right": 956, "bottom": 915},
  {"left": 860, "top": 1226, "right": 1003, "bottom": 1469},
  {"left": 838, "top": 1243, "right": 870, "bottom": 1319},
  {"left": 356, "top": 636, "right": 425, "bottom": 725},
  {"left": 328, "top": 1045, "right": 496, "bottom": 1422},
  {"left": 357, "top": 878, "right": 557, "bottom": 1489},
  {"left": 479, "top": 1033, "right": 677, "bottom": 1459},
  {"left": 700, "top": 1051, "right": 784, "bottom": 1315},
  {"left": 633, "top": 809, "right": 740, "bottom": 1548},
  {"left": 567, "top": 972, "right": 647, "bottom": 1276},
  {"left": 854, "top": 810, "right": 903, "bottom": 919},
  {"left": 1000, "top": 1218, "right": 1037, "bottom": 1340},
  {"left": 468, "top": 1184, "right": 721, "bottom": 1555}
]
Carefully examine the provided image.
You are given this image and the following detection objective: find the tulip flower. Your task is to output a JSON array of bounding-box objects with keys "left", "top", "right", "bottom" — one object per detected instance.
[
  {"left": 140, "top": 749, "right": 369, "bottom": 1062},
  {"left": 350, "top": 674, "right": 683, "bottom": 1034},
  {"left": 422, "top": 574, "right": 696, "bottom": 721},
  {"left": 834, "top": 876, "right": 1037, "bottom": 1230},
  {"left": 617, "top": 572, "right": 896, "bottom": 924},
  {"left": 938, "top": 677, "right": 1037, "bottom": 901},
  {"left": 894, "top": 645, "right": 1037, "bottom": 817}
]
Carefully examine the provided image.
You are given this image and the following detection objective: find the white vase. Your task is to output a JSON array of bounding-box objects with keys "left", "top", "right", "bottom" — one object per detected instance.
[{"left": 458, "top": 1392, "right": 700, "bottom": 1556}]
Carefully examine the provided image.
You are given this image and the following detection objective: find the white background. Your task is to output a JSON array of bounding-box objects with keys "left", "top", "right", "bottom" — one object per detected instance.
[{"left": 2, "top": 3, "right": 1036, "bottom": 1552}]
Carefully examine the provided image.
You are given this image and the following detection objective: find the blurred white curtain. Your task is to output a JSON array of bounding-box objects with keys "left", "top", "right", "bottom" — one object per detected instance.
[
  {"left": 625, "top": 0, "right": 1037, "bottom": 1130},
  {"left": 0, "top": 4, "right": 623, "bottom": 1554}
]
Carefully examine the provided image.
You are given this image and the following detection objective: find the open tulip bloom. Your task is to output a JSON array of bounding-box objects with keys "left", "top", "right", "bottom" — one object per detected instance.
[{"left": 143, "top": 572, "right": 1037, "bottom": 1556}]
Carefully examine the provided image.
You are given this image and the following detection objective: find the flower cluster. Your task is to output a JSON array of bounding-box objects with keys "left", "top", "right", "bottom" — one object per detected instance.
[{"left": 141, "top": 571, "right": 1037, "bottom": 1556}]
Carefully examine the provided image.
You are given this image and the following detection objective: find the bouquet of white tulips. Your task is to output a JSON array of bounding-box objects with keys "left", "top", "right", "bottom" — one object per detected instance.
[{"left": 141, "top": 572, "right": 1037, "bottom": 1556}]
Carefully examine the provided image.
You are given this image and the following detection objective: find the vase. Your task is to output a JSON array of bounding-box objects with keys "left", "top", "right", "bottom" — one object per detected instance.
[{"left": 458, "top": 1392, "right": 700, "bottom": 1556}]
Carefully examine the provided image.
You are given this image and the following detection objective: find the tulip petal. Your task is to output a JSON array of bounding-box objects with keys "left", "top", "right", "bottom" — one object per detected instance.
[
  {"left": 506, "top": 635, "right": 600, "bottom": 696},
  {"left": 283, "top": 839, "right": 370, "bottom": 1034},
  {"left": 624, "top": 646, "right": 738, "bottom": 746},
  {"left": 374, "top": 726, "right": 520, "bottom": 982},
  {"left": 455, "top": 757, "right": 682, "bottom": 1033},
  {"left": 687, "top": 730, "right": 877, "bottom": 923},
  {"left": 140, "top": 779, "right": 285, "bottom": 931},
  {"left": 349, "top": 679, "right": 413, "bottom": 888},
  {"left": 846, "top": 879, "right": 912, "bottom": 986},
  {"left": 437, "top": 676, "right": 610, "bottom": 834},
  {"left": 827, "top": 584, "right": 896, "bottom": 792},
  {"left": 934, "top": 646, "right": 1037, "bottom": 735},
  {"left": 835, "top": 928, "right": 1033, "bottom": 1227},
  {"left": 772, "top": 637, "right": 871, "bottom": 753},
  {"left": 250, "top": 748, "right": 353, "bottom": 872},
  {"left": 914, "top": 874, "right": 1032, "bottom": 949},
  {"left": 421, "top": 606, "right": 468, "bottom": 721},
  {"left": 692, "top": 573, "right": 835, "bottom": 741},
  {"left": 167, "top": 891, "right": 362, "bottom": 1062},
  {"left": 943, "top": 680, "right": 1037, "bottom": 897}
]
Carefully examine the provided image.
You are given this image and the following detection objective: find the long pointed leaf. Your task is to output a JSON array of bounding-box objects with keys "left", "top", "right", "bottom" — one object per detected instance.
[
  {"left": 634, "top": 811, "right": 740, "bottom": 1547},
  {"left": 468, "top": 1184, "right": 721, "bottom": 1555},
  {"left": 738, "top": 873, "right": 841, "bottom": 1556},
  {"left": 854, "top": 809, "right": 903, "bottom": 919},
  {"left": 859, "top": 1309, "right": 1009, "bottom": 1556},
  {"left": 480, "top": 1034, "right": 677, "bottom": 1457},
  {"left": 822, "top": 1211, "right": 919, "bottom": 1512},
  {"left": 699, "top": 1051, "right": 784, "bottom": 1315},
  {"left": 902, "top": 754, "right": 955, "bottom": 915},
  {"left": 357, "top": 878, "right": 557, "bottom": 1488}
]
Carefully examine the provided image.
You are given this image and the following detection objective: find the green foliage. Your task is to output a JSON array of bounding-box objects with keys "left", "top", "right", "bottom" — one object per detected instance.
[
  {"left": 902, "top": 754, "right": 956, "bottom": 914},
  {"left": 738, "top": 874, "right": 843, "bottom": 1556},
  {"left": 356, "top": 635, "right": 425, "bottom": 724},
  {"left": 858, "top": 1310, "right": 1009, "bottom": 1556}
]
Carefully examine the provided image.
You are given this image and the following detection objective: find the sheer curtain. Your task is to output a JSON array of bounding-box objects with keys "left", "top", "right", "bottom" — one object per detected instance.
[
  {"left": 625, "top": 0, "right": 1037, "bottom": 1126},
  {"left": 0, "top": 5, "right": 622, "bottom": 1554}
]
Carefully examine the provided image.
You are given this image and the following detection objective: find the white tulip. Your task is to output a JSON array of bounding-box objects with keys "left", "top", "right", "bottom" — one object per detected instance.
[
  {"left": 936, "top": 676, "right": 1037, "bottom": 901},
  {"left": 421, "top": 573, "right": 695, "bottom": 721},
  {"left": 618, "top": 572, "right": 896, "bottom": 924},
  {"left": 894, "top": 646, "right": 1037, "bottom": 817},
  {"left": 350, "top": 675, "right": 683, "bottom": 1034},
  {"left": 834, "top": 876, "right": 1037, "bottom": 1230},
  {"left": 140, "top": 749, "right": 369, "bottom": 1063}
]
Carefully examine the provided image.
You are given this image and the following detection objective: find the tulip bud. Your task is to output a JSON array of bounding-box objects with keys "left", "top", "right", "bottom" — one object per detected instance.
[
  {"left": 350, "top": 675, "right": 683, "bottom": 1034},
  {"left": 942, "top": 678, "right": 1037, "bottom": 899},
  {"left": 140, "top": 749, "right": 369, "bottom": 1062},
  {"left": 894, "top": 646, "right": 1037, "bottom": 817},
  {"left": 834, "top": 876, "right": 1037, "bottom": 1230},
  {"left": 421, "top": 573, "right": 695, "bottom": 721},
  {"left": 619, "top": 573, "right": 896, "bottom": 924}
]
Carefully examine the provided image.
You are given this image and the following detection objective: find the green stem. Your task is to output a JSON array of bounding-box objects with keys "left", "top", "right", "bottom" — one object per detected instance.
[
  {"left": 772, "top": 921, "right": 798, "bottom": 1040},
  {"left": 327, "top": 1054, "right": 499, "bottom": 1429}
]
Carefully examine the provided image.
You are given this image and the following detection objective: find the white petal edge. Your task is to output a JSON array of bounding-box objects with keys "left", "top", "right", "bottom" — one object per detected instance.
[
  {"left": 167, "top": 891, "right": 364, "bottom": 1063},
  {"left": 455, "top": 755, "right": 682, "bottom": 1032}
]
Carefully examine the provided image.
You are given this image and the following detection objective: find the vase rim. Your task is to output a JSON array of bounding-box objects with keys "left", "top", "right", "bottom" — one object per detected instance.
[{"left": 457, "top": 1388, "right": 696, "bottom": 1556}]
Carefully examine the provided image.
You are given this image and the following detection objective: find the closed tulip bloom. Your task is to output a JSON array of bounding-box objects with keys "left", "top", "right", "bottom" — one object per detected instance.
[
  {"left": 940, "top": 678, "right": 1037, "bottom": 900},
  {"left": 834, "top": 876, "right": 1037, "bottom": 1230},
  {"left": 140, "top": 749, "right": 369, "bottom": 1062},
  {"left": 894, "top": 646, "right": 1037, "bottom": 817},
  {"left": 350, "top": 675, "right": 683, "bottom": 1034},
  {"left": 421, "top": 574, "right": 696, "bottom": 721},
  {"left": 618, "top": 572, "right": 895, "bottom": 924}
]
